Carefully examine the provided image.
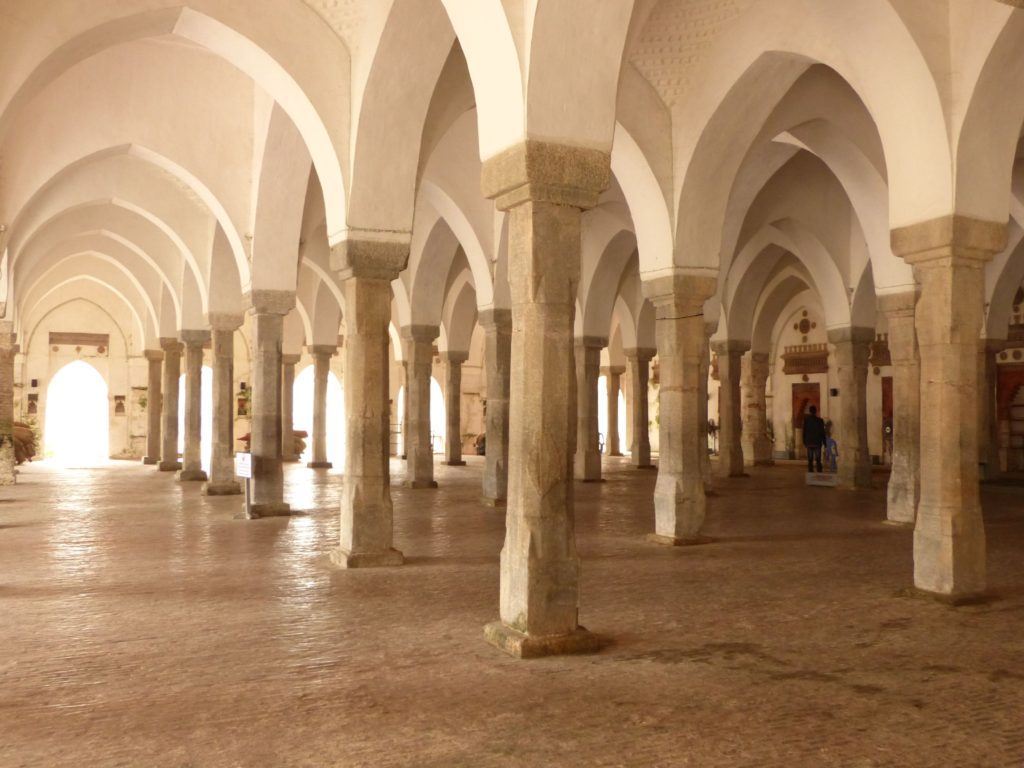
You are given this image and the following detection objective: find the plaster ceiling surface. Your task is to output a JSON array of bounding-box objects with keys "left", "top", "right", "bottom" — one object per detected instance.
[
  {"left": 629, "top": 0, "right": 752, "bottom": 109},
  {"left": 299, "top": 0, "right": 366, "bottom": 56}
]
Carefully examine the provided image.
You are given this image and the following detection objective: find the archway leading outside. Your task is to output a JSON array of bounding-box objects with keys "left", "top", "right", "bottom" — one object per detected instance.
[{"left": 44, "top": 360, "right": 110, "bottom": 465}]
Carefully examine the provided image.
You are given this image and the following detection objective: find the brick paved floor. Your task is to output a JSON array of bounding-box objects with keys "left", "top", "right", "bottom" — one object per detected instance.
[{"left": 1, "top": 457, "right": 1022, "bottom": 767}]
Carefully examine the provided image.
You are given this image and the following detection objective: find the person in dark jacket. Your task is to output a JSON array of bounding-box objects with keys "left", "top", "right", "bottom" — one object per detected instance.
[{"left": 802, "top": 405, "right": 827, "bottom": 473}]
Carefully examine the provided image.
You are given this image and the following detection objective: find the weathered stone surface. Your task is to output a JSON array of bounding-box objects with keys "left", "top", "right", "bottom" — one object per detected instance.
[
  {"left": 158, "top": 338, "right": 182, "bottom": 472},
  {"left": 878, "top": 291, "right": 918, "bottom": 524},
  {"left": 442, "top": 351, "right": 468, "bottom": 466},
  {"left": 178, "top": 331, "right": 209, "bottom": 483},
  {"left": 306, "top": 345, "right": 336, "bottom": 469},
  {"left": 828, "top": 327, "right": 873, "bottom": 490},
  {"left": 0, "top": 328, "right": 17, "bottom": 485},
  {"left": 741, "top": 351, "right": 772, "bottom": 465},
  {"left": 642, "top": 272, "right": 717, "bottom": 543},
  {"left": 712, "top": 340, "right": 747, "bottom": 477},
  {"left": 203, "top": 319, "right": 241, "bottom": 497},
  {"left": 402, "top": 325, "right": 439, "bottom": 489},
  {"left": 480, "top": 309, "right": 511, "bottom": 504},
  {"left": 574, "top": 336, "right": 605, "bottom": 482},
  {"left": 280, "top": 354, "right": 301, "bottom": 462},
  {"left": 247, "top": 310, "right": 290, "bottom": 518},
  {"left": 142, "top": 349, "right": 163, "bottom": 465},
  {"left": 624, "top": 348, "right": 655, "bottom": 469}
]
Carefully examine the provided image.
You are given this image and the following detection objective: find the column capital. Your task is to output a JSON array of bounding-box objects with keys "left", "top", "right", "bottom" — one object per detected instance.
[
  {"left": 710, "top": 339, "right": 750, "bottom": 356},
  {"left": 642, "top": 271, "right": 717, "bottom": 315},
  {"left": 574, "top": 335, "right": 607, "bottom": 351},
  {"left": 891, "top": 215, "right": 1007, "bottom": 266},
  {"left": 159, "top": 337, "right": 183, "bottom": 354},
  {"left": 307, "top": 344, "right": 337, "bottom": 358},
  {"left": 246, "top": 289, "right": 295, "bottom": 316},
  {"left": 330, "top": 233, "right": 409, "bottom": 281},
  {"left": 179, "top": 329, "right": 211, "bottom": 346},
  {"left": 441, "top": 350, "right": 469, "bottom": 365},
  {"left": 750, "top": 351, "right": 770, "bottom": 365},
  {"left": 481, "top": 140, "right": 611, "bottom": 211},
  {"left": 827, "top": 326, "right": 875, "bottom": 346},
  {"left": 207, "top": 312, "right": 244, "bottom": 331},
  {"left": 282, "top": 354, "right": 302, "bottom": 366},
  {"left": 601, "top": 365, "right": 626, "bottom": 376},
  {"left": 478, "top": 307, "right": 512, "bottom": 331},
  {"left": 143, "top": 349, "right": 164, "bottom": 362},
  {"left": 623, "top": 347, "right": 657, "bottom": 362},
  {"left": 877, "top": 289, "right": 918, "bottom": 318},
  {"left": 401, "top": 324, "right": 439, "bottom": 344}
]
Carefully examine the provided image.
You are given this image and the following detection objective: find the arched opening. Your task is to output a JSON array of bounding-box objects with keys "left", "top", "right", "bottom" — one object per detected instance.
[
  {"left": 44, "top": 360, "right": 109, "bottom": 465},
  {"left": 597, "top": 375, "right": 628, "bottom": 455},
  {"left": 177, "top": 367, "right": 213, "bottom": 470},
  {"left": 292, "top": 366, "right": 346, "bottom": 467}
]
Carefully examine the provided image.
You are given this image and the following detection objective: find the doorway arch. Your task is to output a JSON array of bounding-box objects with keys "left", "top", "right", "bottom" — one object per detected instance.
[{"left": 44, "top": 360, "right": 109, "bottom": 465}]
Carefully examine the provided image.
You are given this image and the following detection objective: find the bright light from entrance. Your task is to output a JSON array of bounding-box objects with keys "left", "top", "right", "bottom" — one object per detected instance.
[
  {"left": 292, "top": 366, "right": 346, "bottom": 467},
  {"left": 177, "top": 367, "right": 213, "bottom": 470},
  {"left": 44, "top": 360, "right": 110, "bottom": 465}
]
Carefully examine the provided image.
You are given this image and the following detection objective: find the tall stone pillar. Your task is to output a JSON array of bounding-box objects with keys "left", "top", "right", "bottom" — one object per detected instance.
[
  {"left": 403, "top": 325, "right": 439, "bottom": 488},
  {"left": 978, "top": 339, "right": 1004, "bottom": 481},
  {"left": 0, "top": 325, "right": 17, "bottom": 485},
  {"left": 400, "top": 361, "right": 410, "bottom": 460},
  {"left": 442, "top": 351, "right": 468, "bottom": 466},
  {"left": 643, "top": 273, "right": 717, "bottom": 544},
  {"left": 741, "top": 352, "right": 772, "bottom": 465},
  {"left": 893, "top": 216, "right": 1006, "bottom": 599},
  {"left": 574, "top": 337, "right": 605, "bottom": 482},
  {"left": 713, "top": 341, "right": 747, "bottom": 477},
  {"left": 329, "top": 241, "right": 406, "bottom": 568},
  {"left": 178, "top": 331, "right": 209, "bottom": 481},
  {"left": 481, "top": 309, "right": 512, "bottom": 505},
  {"left": 246, "top": 291, "right": 293, "bottom": 518},
  {"left": 481, "top": 142, "right": 609, "bottom": 658},
  {"left": 829, "top": 327, "right": 873, "bottom": 489},
  {"left": 879, "top": 292, "right": 919, "bottom": 524},
  {"left": 603, "top": 365, "right": 625, "bottom": 456},
  {"left": 204, "top": 315, "right": 242, "bottom": 496},
  {"left": 307, "top": 345, "right": 336, "bottom": 469},
  {"left": 280, "top": 354, "right": 300, "bottom": 462},
  {"left": 143, "top": 349, "right": 163, "bottom": 465},
  {"left": 700, "top": 322, "right": 714, "bottom": 488},
  {"left": 158, "top": 337, "right": 182, "bottom": 472},
  {"left": 624, "top": 348, "right": 655, "bottom": 468}
]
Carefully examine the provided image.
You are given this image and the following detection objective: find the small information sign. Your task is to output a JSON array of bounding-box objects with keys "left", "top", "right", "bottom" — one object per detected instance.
[{"left": 235, "top": 452, "right": 252, "bottom": 479}]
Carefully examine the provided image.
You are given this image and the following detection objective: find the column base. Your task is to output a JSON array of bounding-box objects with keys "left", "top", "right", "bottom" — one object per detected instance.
[
  {"left": 579, "top": 477, "right": 606, "bottom": 483},
  {"left": 158, "top": 461, "right": 182, "bottom": 472},
  {"left": 307, "top": 461, "right": 333, "bottom": 469},
  {"left": 178, "top": 469, "right": 208, "bottom": 482},
  {"left": 483, "top": 622, "right": 608, "bottom": 659},
  {"left": 143, "top": 456, "right": 159, "bottom": 465},
  {"left": 282, "top": 455, "right": 300, "bottom": 463},
  {"left": 246, "top": 502, "right": 292, "bottom": 519},
  {"left": 406, "top": 480, "right": 438, "bottom": 489},
  {"left": 883, "top": 519, "right": 914, "bottom": 528},
  {"left": 203, "top": 481, "right": 241, "bottom": 496},
  {"left": 646, "top": 533, "right": 714, "bottom": 547},
  {"left": 905, "top": 587, "right": 992, "bottom": 607},
  {"left": 634, "top": 464, "right": 657, "bottom": 470},
  {"left": 445, "top": 460, "right": 467, "bottom": 466},
  {"left": 329, "top": 547, "right": 404, "bottom": 569},
  {"left": 609, "top": 451, "right": 624, "bottom": 457},
  {"left": 482, "top": 496, "right": 507, "bottom": 508}
]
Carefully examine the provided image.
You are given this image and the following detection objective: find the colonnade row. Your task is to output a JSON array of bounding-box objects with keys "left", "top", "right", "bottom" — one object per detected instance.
[{"left": 0, "top": 144, "right": 999, "bottom": 656}]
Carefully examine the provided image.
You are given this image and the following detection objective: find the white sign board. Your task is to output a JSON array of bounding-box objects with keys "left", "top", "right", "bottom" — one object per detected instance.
[{"left": 235, "top": 452, "right": 252, "bottom": 479}]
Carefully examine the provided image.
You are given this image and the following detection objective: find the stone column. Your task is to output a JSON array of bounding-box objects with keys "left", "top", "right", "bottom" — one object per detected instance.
[
  {"left": 603, "top": 365, "right": 625, "bottom": 456},
  {"left": 712, "top": 340, "right": 747, "bottom": 477},
  {"left": 307, "top": 345, "right": 336, "bottom": 469},
  {"left": 246, "top": 291, "right": 293, "bottom": 518},
  {"left": 574, "top": 337, "right": 605, "bottom": 482},
  {"left": 642, "top": 273, "right": 717, "bottom": 544},
  {"left": 158, "top": 337, "right": 182, "bottom": 472},
  {"left": 143, "top": 349, "right": 163, "bottom": 465},
  {"left": 893, "top": 216, "right": 1006, "bottom": 599},
  {"left": 624, "top": 348, "right": 655, "bottom": 468},
  {"left": 400, "top": 361, "right": 411, "bottom": 460},
  {"left": 879, "top": 292, "right": 919, "bottom": 524},
  {"left": 203, "top": 315, "right": 242, "bottom": 496},
  {"left": 828, "top": 327, "right": 873, "bottom": 489},
  {"left": 481, "top": 308, "right": 512, "bottom": 505},
  {"left": 178, "top": 331, "right": 209, "bottom": 482},
  {"left": 442, "top": 351, "right": 468, "bottom": 466},
  {"left": 741, "top": 351, "right": 772, "bottom": 465},
  {"left": 402, "top": 325, "right": 439, "bottom": 488},
  {"left": 700, "top": 322, "right": 714, "bottom": 488},
  {"left": 280, "top": 353, "right": 300, "bottom": 462},
  {"left": 481, "top": 142, "right": 609, "bottom": 658},
  {"left": 978, "top": 339, "right": 1005, "bottom": 481},
  {"left": 329, "top": 241, "right": 406, "bottom": 568},
  {"left": 0, "top": 325, "right": 17, "bottom": 485}
]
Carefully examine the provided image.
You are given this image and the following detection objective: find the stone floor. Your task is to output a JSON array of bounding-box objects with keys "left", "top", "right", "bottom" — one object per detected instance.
[{"left": 1, "top": 457, "right": 1023, "bottom": 768}]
